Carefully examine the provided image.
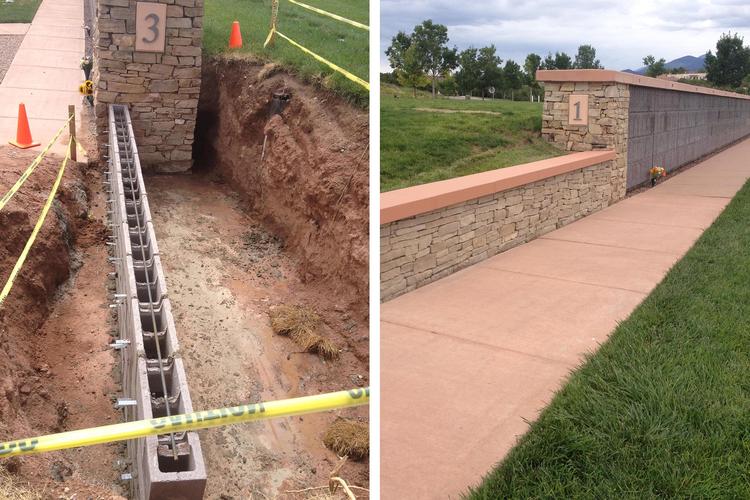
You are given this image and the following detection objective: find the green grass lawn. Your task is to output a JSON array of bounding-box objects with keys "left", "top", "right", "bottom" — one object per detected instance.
[
  {"left": 469, "top": 181, "right": 750, "bottom": 498},
  {"left": 380, "top": 84, "right": 561, "bottom": 191},
  {"left": 203, "top": 0, "right": 368, "bottom": 104},
  {"left": 0, "top": 0, "right": 41, "bottom": 23}
]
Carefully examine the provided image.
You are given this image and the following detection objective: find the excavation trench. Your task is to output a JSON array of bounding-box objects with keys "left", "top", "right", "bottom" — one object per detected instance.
[{"left": 0, "top": 56, "right": 369, "bottom": 498}]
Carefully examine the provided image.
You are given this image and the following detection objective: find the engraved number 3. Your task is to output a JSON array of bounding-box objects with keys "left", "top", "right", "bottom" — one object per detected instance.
[{"left": 143, "top": 13, "right": 159, "bottom": 43}]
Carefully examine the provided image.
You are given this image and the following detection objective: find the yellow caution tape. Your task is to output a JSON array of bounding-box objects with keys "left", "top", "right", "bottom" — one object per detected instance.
[
  {"left": 0, "top": 140, "right": 72, "bottom": 307},
  {"left": 0, "top": 114, "right": 74, "bottom": 213},
  {"left": 79, "top": 80, "right": 94, "bottom": 96},
  {"left": 287, "top": 0, "right": 368, "bottom": 30},
  {"left": 0, "top": 388, "right": 369, "bottom": 458},
  {"left": 76, "top": 140, "right": 87, "bottom": 158},
  {"left": 264, "top": 23, "right": 276, "bottom": 48},
  {"left": 268, "top": 29, "right": 369, "bottom": 90}
]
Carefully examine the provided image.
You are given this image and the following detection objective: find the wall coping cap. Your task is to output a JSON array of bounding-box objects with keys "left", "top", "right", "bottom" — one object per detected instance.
[
  {"left": 381, "top": 150, "right": 615, "bottom": 224},
  {"left": 536, "top": 69, "right": 750, "bottom": 100}
]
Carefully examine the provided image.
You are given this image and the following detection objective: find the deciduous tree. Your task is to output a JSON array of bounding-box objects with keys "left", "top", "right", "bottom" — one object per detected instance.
[{"left": 705, "top": 32, "right": 750, "bottom": 88}]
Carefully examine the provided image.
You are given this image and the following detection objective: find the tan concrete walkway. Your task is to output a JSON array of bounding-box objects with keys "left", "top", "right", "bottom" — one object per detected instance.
[
  {"left": 381, "top": 137, "right": 750, "bottom": 499},
  {"left": 0, "top": 0, "right": 84, "bottom": 156}
]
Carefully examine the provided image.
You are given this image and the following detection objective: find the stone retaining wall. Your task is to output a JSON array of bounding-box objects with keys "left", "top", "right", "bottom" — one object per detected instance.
[
  {"left": 381, "top": 158, "right": 613, "bottom": 301},
  {"left": 94, "top": 0, "right": 203, "bottom": 172}
]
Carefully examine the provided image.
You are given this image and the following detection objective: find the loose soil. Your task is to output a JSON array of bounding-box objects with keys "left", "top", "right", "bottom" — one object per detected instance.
[{"left": 147, "top": 173, "right": 369, "bottom": 498}]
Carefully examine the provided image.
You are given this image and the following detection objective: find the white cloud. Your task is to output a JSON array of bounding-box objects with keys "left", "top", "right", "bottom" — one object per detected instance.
[{"left": 380, "top": 0, "right": 750, "bottom": 71}]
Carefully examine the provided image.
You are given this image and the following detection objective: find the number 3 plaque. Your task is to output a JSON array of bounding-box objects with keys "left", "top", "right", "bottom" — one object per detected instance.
[
  {"left": 568, "top": 94, "right": 589, "bottom": 126},
  {"left": 136, "top": 2, "right": 167, "bottom": 53}
]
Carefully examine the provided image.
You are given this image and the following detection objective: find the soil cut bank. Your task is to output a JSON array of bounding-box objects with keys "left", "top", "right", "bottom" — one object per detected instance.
[
  {"left": 195, "top": 55, "right": 370, "bottom": 317},
  {"left": 0, "top": 145, "right": 123, "bottom": 497}
]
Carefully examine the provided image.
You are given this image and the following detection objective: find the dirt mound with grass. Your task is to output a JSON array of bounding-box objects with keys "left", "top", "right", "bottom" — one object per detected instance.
[{"left": 195, "top": 55, "right": 369, "bottom": 317}]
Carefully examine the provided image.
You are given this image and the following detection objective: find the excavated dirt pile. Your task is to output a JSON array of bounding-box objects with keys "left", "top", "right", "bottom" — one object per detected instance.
[{"left": 195, "top": 56, "right": 369, "bottom": 317}]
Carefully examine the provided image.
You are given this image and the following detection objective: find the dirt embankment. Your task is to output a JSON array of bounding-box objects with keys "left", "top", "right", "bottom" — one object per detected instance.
[
  {"left": 195, "top": 56, "right": 369, "bottom": 317},
  {"left": 0, "top": 146, "right": 121, "bottom": 497}
]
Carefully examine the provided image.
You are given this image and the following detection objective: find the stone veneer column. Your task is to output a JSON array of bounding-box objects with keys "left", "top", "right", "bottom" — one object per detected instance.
[
  {"left": 540, "top": 81, "right": 630, "bottom": 202},
  {"left": 94, "top": 0, "right": 203, "bottom": 172}
]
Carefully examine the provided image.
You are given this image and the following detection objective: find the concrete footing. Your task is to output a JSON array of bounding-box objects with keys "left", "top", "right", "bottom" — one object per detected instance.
[{"left": 107, "top": 104, "right": 207, "bottom": 499}]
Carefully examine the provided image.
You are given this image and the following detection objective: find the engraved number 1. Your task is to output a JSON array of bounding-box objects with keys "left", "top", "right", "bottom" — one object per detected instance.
[{"left": 573, "top": 101, "right": 581, "bottom": 121}]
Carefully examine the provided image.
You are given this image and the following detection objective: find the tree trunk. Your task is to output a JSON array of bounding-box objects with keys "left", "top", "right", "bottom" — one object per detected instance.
[
  {"left": 413, "top": 86, "right": 417, "bottom": 98},
  {"left": 431, "top": 75, "right": 436, "bottom": 99}
]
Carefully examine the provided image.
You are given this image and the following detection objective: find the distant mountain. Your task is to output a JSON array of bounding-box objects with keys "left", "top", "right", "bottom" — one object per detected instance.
[{"left": 623, "top": 54, "right": 706, "bottom": 75}]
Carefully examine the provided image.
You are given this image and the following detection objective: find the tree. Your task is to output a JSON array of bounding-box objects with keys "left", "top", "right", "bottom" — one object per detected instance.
[
  {"left": 554, "top": 52, "right": 573, "bottom": 69},
  {"left": 705, "top": 32, "right": 750, "bottom": 88},
  {"left": 502, "top": 60, "right": 523, "bottom": 97},
  {"left": 411, "top": 20, "right": 458, "bottom": 98},
  {"left": 524, "top": 53, "right": 542, "bottom": 83},
  {"left": 574, "top": 44, "right": 602, "bottom": 69},
  {"left": 543, "top": 51, "right": 573, "bottom": 70},
  {"left": 396, "top": 45, "right": 430, "bottom": 97},
  {"left": 438, "top": 74, "right": 458, "bottom": 96},
  {"left": 542, "top": 52, "right": 555, "bottom": 70},
  {"left": 643, "top": 55, "right": 667, "bottom": 77},
  {"left": 456, "top": 47, "right": 480, "bottom": 96},
  {"left": 385, "top": 31, "right": 412, "bottom": 71},
  {"left": 477, "top": 45, "right": 503, "bottom": 98}
]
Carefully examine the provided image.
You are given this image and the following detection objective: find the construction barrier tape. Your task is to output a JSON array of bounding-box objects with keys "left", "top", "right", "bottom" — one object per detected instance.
[
  {"left": 264, "top": 23, "right": 276, "bottom": 48},
  {"left": 271, "top": 29, "right": 369, "bottom": 90},
  {"left": 76, "top": 140, "right": 87, "bottom": 157},
  {"left": 287, "top": 0, "right": 368, "bottom": 30},
  {"left": 0, "top": 388, "right": 369, "bottom": 458},
  {"left": 0, "top": 114, "right": 74, "bottom": 213},
  {"left": 0, "top": 139, "right": 73, "bottom": 307}
]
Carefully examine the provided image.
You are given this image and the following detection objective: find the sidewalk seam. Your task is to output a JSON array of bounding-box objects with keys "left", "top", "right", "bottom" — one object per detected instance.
[{"left": 381, "top": 318, "right": 574, "bottom": 366}]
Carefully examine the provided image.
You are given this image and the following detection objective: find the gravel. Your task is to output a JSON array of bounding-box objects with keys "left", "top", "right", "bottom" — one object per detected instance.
[{"left": 0, "top": 35, "right": 23, "bottom": 83}]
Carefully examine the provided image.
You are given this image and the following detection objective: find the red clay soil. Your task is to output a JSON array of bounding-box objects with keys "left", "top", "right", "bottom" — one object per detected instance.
[
  {"left": 0, "top": 146, "right": 123, "bottom": 498},
  {"left": 196, "top": 55, "right": 369, "bottom": 318}
]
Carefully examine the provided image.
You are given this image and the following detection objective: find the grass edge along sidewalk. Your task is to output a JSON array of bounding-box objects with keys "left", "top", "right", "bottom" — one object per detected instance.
[{"left": 468, "top": 180, "right": 750, "bottom": 498}]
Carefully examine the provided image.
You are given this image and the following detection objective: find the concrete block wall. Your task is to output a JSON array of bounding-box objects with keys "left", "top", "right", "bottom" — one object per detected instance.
[
  {"left": 94, "top": 0, "right": 203, "bottom": 172},
  {"left": 627, "top": 86, "right": 750, "bottom": 188},
  {"left": 108, "top": 105, "right": 206, "bottom": 498},
  {"left": 381, "top": 158, "right": 613, "bottom": 301}
]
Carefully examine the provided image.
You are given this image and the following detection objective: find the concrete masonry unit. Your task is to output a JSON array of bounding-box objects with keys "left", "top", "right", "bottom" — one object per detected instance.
[{"left": 108, "top": 104, "right": 206, "bottom": 498}]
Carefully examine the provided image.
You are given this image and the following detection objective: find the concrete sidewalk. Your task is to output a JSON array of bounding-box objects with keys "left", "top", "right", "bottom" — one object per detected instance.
[
  {"left": 381, "top": 137, "right": 750, "bottom": 499},
  {"left": 0, "top": 0, "right": 84, "bottom": 156}
]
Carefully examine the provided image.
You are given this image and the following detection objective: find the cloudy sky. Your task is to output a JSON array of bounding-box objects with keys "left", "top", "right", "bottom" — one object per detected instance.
[{"left": 380, "top": 0, "right": 750, "bottom": 71}]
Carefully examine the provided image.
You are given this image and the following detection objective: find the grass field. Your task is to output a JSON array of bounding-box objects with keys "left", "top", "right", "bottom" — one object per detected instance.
[
  {"left": 203, "top": 0, "right": 368, "bottom": 104},
  {"left": 469, "top": 181, "right": 750, "bottom": 498},
  {"left": 0, "top": 0, "right": 41, "bottom": 23},
  {"left": 380, "top": 84, "right": 561, "bottom": 191}
]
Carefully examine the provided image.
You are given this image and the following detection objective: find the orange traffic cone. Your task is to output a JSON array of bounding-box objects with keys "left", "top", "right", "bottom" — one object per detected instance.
[
  {"left": 229, "top": 21, "right": 243, "bottom": 49},
  {"left": 9, "top": 103, "right": 40, "bottom": 149}
]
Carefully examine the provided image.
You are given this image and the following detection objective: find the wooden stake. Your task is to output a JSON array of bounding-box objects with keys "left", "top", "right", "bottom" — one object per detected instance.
[{"left": 68, "top": 105, "right": 76, "bottom": 162}]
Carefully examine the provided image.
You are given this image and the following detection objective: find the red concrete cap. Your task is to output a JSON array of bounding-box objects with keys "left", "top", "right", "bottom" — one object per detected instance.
[
  {"left": 536, "top": 69, "right": 750, "bottom": 100},
  {"left": 381, "top": 150, "right": 615, "bottom": 224}
]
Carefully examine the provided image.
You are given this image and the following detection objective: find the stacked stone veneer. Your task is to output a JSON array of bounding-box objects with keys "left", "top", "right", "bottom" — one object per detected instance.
[
  {"left": 94, "top": 0, "right": 203, "bottom": 172},
  {"left": 381, "top": 159, "right": 613, "bottom": 301},
  {"left": 542, "top": 82, "right": 630, "bottom": 203}
]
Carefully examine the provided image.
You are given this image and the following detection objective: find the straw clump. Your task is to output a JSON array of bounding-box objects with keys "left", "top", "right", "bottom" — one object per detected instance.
[
  {"left": 270, "top": 305, "right": 340, "bottom": 360},
  {"left": 323, "top": 418, "right": 369, "bottom": 461}
]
